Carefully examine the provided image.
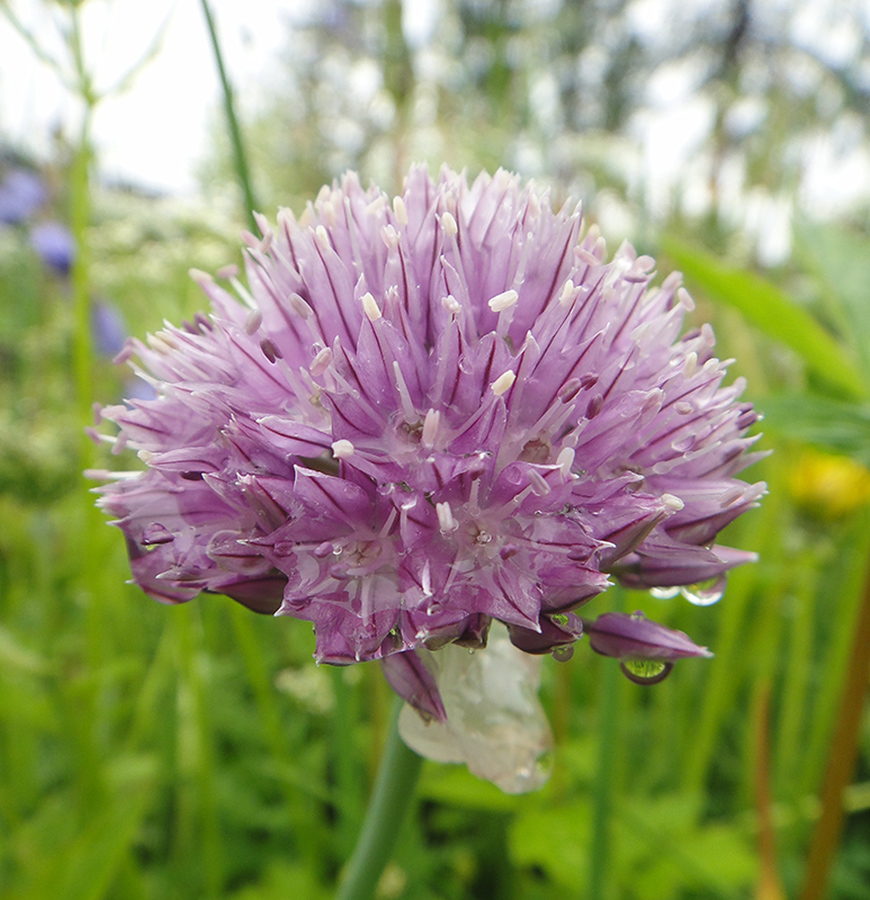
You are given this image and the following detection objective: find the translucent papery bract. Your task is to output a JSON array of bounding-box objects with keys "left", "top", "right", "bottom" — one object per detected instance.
[{"left": 397, "top": 623, "right": 553, "bottom": 793}]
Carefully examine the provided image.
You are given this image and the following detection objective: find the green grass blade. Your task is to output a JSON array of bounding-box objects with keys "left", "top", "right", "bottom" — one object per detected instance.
[{"left": 663, "top": 239, "right": 867, "bottom": 398}]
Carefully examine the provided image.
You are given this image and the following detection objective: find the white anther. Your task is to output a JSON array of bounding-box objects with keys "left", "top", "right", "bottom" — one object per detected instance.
[
  {"left": 557, "top": 446, "right": 575, "bottom": 477},
  {"left": 362, "top": 292, "right": 382, "bottom": 321},
  {"left": 216, "top": 264, "right": 239, "bottom": 279},
  {"left": 331, "top": 439, "right": 355, "bottom": 459},
  {"left": 660, "top": 493, "right": 685, "bottom": 511},
  {"left": 488, "top": 289, "right": 518, "bottom": 312},
  {"left": 422, "top": 408, "right": 440, "bottom": 449},
  {"left": 635, "top": 254, "right": 655, "bottom": 273},
  {"left": 677, "top": 287, "right": 695, "bottom": 311},
  {"left": 315, "top": 225, "right": 330, "bottom": 248},
  {"left": 441, "top": 211, "right": 458, "bottom": 237},
  {"left": 684, "top": 351, "right": 698, "bottom": 378},
  {"left": 289, "top": 293, "right": 314, "bottom": 319},
  {"left": 491, "top": 370, "right": 516, "bottom": 396},
  {"left": 528, "top": 469, "right": 551, "bottom": 496},
  {"left": 188, "top": 268, "right": 213, "bottom": 285},
  {"left": 436, "top": 501, "right": 458, "bottom": 533},
  {"left": 392, "top": 195, "right": 408, "bottom": 227},
  {"left": 559, "top": 281, "right": 578, "bottom": 306},
  {"left": 442, "top": 294, "right": 461, "bottom": 315},
  {"left": 381, "top": 224, "right": 399, "bottom": 248},
  {"left": 244, "top": 309, "right": 263, "bottom": 335},
  {"left": 310, "top": 346, "right": 333, "bottom": 376}
]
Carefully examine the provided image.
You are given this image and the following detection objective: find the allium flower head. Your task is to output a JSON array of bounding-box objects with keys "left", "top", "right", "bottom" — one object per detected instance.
[{"left": 93, "top": 167, "right": 763, "bottom": 722}]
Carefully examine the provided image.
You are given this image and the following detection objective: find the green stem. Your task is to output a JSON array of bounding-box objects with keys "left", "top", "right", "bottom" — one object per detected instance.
[
  {"left": 588, "top": 588, "right": 624, "bottom": 900},
  {"left": 199, "top": 0, "right": 259, "bottom": 229},
  {"left": 336, "top": 699, "right": 423, "bottom": 900},
  {"left": 799, "top": 522, "right": 870, "bottom": 900}
]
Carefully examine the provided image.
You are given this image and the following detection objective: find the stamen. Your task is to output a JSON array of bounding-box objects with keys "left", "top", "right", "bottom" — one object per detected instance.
[
  {"left": 229, "top": 275, "right": 259, "bottom": 311},
  {"left": 289, "top": 293, "right": 314, "bottom": 319},
  {"left": 559, "top": 280, "right": 579, "bottom": 307},
  {"left": 491, "top": 370, "right": 516, "bottom": 396},
  {"left": 677, "top": 287, "right": 695, "bottom": 311},
  {"left": 392, "top": 195, "right": 408, "bottom": 227},
  {"left": 422, "top": 408, "right": 440, "bottom": 449},
  {"left": 660, "top": 493, "right": 684, "bottom": 511},
  {"left": 331, "top": 439, "right": 355, "bottom": 459},
  {"left": 392, "top": 360, "right": 417, "bottom": 423},
  {"left": 436, "top": 501, "right": 459, "bottom": 533},
  {"left": 557, "top": 446, "right": 575, "bottom": 477},
  {"left": 442, "top": 294, "right": 461, "bottom": 315},
  {"left": 362, "top": 292, "right": 382, "bottom": 321},
  {"left": 468, "top": 477, "right": 481, "bottom": 516},
  {"left": 310, "top": 347, "right": 333, "bottom": 376},
  {"left": 188, "top": 268, "right": 213, "bottom": 285},
  {"left": 244, "top": 309, "right": 263, "bottom": 335},
  {"left": 488, "top": 289, "right": 518, "bottom": 312},
  {"left": 315, "top": 225, "right": 330, "bottom": 249},
  {"left": 528, "top": 469, "right": 551, "bottom": 496},
  {"left": 441, "top": 211, "right": 458, "bottom": 237}
]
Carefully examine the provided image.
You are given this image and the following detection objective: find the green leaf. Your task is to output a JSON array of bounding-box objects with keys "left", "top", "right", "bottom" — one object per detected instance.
[
  {"left": 9, "top": 763, "right": 154, "bottom": 900},
  {"left": 508, "top": 801, "right": 591, "bottom": 890},
  {"left": 664, "top": 238, "right": 868, "bottom": 398},
  {"left": 794, "top": 222, "right": 870, "bottom": 378},
  {"left": 759, "top": 393, "right": 870, "bottom": 465}
]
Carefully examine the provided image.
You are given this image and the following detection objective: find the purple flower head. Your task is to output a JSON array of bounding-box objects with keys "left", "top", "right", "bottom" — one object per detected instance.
[
  {"left": 93, "top": 167, "right": 763, "bottom": 720},
  {"left": 30, "top": 221, "right": 76, "bottom": 276},
  {"left": 0, "top": 168, "right": 46, "bottom": 224}
]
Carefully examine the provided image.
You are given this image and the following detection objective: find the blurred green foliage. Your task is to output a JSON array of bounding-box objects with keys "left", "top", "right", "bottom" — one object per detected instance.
[{"left": 2, "top": 1, "right": 870, "bottom": 898}]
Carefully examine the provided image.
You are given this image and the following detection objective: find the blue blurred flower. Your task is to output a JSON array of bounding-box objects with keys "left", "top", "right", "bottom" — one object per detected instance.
[
  {"left": 91, "top": 300, "right": 128, "bottom": 357},
  {"left": 30, "top": 221, "right": 76, "bottom": 276},
  {"left": 0, "top": 168, "right": 46, "bottom": 224}
]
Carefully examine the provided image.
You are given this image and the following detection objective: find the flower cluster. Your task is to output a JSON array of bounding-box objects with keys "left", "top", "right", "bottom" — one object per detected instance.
[{"left": 93, "top": 167, "right": 763, "bottom": 722}]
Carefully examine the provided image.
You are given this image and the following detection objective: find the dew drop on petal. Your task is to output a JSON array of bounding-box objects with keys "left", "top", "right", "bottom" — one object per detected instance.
[
  {"left": 681, "top": 574, "right": 727, "bottom": 606},
  {"left": 552, "top": 644, "right": 574, "bottom": 662},
  {"left": 649, "top": 586, "right": 680, "bottom": 599},
  {"left": 620, "top": 659, "right": 673, "bottom": 685}
]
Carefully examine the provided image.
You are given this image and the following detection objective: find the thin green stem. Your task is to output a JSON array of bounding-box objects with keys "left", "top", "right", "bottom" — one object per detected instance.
[
  {"left": 335, "top": 699, "right": 423, "bottom": 900},
  {"left": 68, "top": 2, "right": 96, "bottom": 472},
  {"left": 588, "top": 588, "right": 624, "bottom": 900},
  {"left": 799, "top": 519, "right": 870, "bottom": 900},
  {"left": 199, "top": 0, "right": 259, "bottom": 229}
]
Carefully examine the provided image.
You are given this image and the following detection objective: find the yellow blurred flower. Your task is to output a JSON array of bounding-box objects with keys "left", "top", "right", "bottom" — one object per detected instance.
[{"left": 790, "top": 449, "right": 870, "bottom": 518}]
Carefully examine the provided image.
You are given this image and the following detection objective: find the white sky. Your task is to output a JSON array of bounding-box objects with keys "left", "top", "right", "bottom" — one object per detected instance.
[
  {"left": 0, "top": 0, "right": 291, "bottom": 194},
  {"left": 1, "top": 0, "right": 867, "bottom": 265}
]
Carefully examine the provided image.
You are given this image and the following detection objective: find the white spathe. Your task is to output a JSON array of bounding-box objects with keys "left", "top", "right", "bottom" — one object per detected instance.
[{"left": 398, "top": 622, "right": 553, "bottom": 794}]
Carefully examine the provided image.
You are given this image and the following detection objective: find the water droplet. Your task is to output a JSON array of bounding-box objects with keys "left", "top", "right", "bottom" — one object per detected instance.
[
  {"left": 620, "top": 659, "right": 673, "bottom": 685},
  {"left": 649, "top": 586, "right": 680, "bottom": 599},
  {"left": 681, "top": 574, "right": 726, "bottom": 606},
  {"left": 552, "top": 644, "right": 574, "bottom": 662},
  {"left": 458, "top": 354, "right": 473, "bottom": 374}
]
